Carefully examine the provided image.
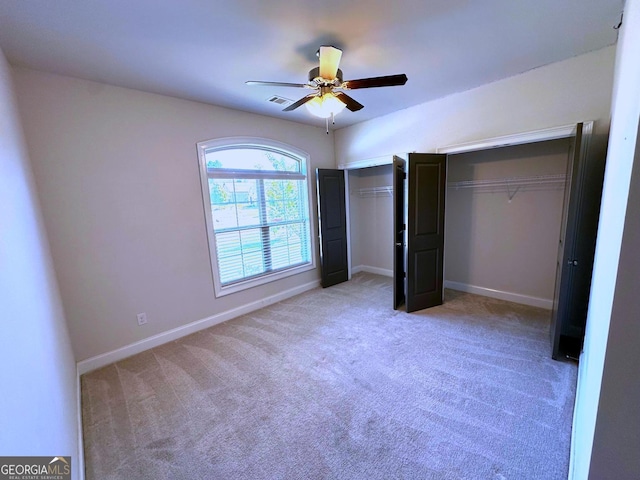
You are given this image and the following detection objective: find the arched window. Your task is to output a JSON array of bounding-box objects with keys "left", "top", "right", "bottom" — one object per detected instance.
[{"left": 197, "top": 137, "right": 315, "bottom": 296}]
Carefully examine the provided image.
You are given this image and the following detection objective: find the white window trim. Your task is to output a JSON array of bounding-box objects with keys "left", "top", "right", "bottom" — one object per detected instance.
[{"left": 196, "top": 136, "right": 316, "bottom": 297}]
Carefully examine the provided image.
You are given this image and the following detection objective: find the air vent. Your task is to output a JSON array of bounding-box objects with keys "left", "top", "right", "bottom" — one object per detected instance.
[{"left": 267, "top": 95, "right": 292, "bottom": 106}]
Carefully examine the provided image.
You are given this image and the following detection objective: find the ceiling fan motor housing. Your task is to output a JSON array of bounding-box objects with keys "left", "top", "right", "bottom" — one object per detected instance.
[{"left": 308, "top": 67, "right": 343, "bottom": 85}]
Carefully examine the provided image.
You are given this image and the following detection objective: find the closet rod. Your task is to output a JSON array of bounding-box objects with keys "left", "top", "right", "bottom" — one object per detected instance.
[
  {"left": 447, "top": 174, "right": 566, "bottom": 190},
  {"left": 355, "top": 186, "right": 393, "bottom": 197}
]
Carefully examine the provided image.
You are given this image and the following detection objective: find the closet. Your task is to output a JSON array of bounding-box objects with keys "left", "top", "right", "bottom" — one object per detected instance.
[
  {"left": 320, "top": 123, "right": 604, "bottom": 359},
  {"left": 444, "top": 138, "right": 572, "bottom": 311},
  {"left": 340, "top": 153, "right": 446, "bottom": 313},
  {"left": 440, "top": 122, "right": 605, "bottom": 359},
  {"left": 344, "top": 140, "right": 574, "bottom": 313},
  {"left": 346, "top": 164, "right": 395, "bottom": 278}
]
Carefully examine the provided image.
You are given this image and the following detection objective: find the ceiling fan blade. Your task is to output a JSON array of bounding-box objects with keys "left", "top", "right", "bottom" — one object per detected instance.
[
  {"left": 342, "top": 74, "right": 408, "bottom": 89},
  {"left": 334, "top": 92, "right": 364, "bottom": 112},
  {"left": 246, "top": 81, "right": 310, "bottom": 88},
  {"left": 319, "top": 46, "right": 342, "bottom": 80},
  {"left": 283, "top": 93, "right": 317, "bottom": 111}
]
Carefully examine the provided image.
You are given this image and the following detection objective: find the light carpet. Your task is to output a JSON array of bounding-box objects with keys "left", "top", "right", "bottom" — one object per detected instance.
[{"left": 81, "top": 273, "right": 577, "bottom": 479}]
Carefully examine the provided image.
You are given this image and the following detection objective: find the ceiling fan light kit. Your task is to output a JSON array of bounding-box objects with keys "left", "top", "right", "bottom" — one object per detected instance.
[
  {"left": 305, "top": 88, "right": 347, "bottom": 119},
  {"left": 246, "top": 45, "right": 407, "bottom": 130}
]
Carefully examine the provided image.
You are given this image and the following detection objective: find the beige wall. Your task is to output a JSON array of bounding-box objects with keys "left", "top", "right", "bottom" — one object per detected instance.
[
  {"left": 13, "top": 67, "right": 335, "bottom": 361},
  {"left": 0, "top": 51, "right": 79, "bottom": 477},
  {"left": 445, "top": 139, "right": 570, "bottom": 304},
  {"left": 334, "top": 46, "right": 615, "bottom": 162},
  {"left": 13, "top": 47, "right": 616, "bottom": 363}
]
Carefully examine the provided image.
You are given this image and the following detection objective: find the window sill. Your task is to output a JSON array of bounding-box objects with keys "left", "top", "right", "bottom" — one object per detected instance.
[{"left": 213, "top": 262, "right": 316, "bottom": 297}]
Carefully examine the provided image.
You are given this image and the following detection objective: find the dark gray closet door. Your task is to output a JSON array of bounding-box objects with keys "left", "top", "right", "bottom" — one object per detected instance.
[
  {"left": 393, "top": 156, "right": 407, "bottom": 309},
  {"left": 406, "top": 153, "right": 447, "bottom": 313},
  {"left": 551, "top": 123, "right": 605, "bottom": 359},
  {"left": 316, "top": 169, "right": 348, "bottom": 288}
]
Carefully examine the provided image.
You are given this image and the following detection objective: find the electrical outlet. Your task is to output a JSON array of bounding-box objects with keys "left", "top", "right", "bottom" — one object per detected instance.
[{"left": 136, "top": 312, "right": 148, "bottom": 326}]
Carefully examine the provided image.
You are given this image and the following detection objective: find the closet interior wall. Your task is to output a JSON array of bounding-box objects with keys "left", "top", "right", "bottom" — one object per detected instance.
[
  {"left": 347, "top": 165, "right": 394, "bottom": 276},
  {"left": 445, "top": 138, "right": 572, "bottom": 308}
]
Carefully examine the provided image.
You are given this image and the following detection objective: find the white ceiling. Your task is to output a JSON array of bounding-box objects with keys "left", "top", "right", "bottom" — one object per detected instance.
[{"left": 0, "top": 0, "right": 624, "bottom": 129}]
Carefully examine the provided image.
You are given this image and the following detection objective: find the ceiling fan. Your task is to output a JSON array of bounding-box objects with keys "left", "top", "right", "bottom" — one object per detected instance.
[{"left": 246, "top": 45, "right": 407, "bottom": 125}]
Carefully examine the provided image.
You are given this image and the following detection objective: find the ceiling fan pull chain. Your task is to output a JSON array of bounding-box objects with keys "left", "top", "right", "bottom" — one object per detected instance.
[{"left": 326, "top": 117, "right": 329, "bottom": 135}]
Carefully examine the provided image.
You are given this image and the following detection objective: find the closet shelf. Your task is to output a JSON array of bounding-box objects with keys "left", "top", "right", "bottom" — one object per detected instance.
[
  {"left": 448, "top": 174, "right": 567, "bottom": 189},
  {"left": 447, "top": 174, "right": 567, "bottom": 200},
  {"left": 352, "top": 175, "right": 565, "bottom": 199},
  {"left": 354, "top": 186, "right": 393, "bottom": 197}
]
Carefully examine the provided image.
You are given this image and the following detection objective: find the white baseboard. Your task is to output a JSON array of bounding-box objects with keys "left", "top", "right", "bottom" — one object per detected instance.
[
  {"left": 77, "top": 280, "right": 320, "bottom": 374},
  {"left": 352, "top": 265, "right": 394, "bottom": 278},
  {"left": 444, "top": 280, "right": 553, "bottom": 310}
]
